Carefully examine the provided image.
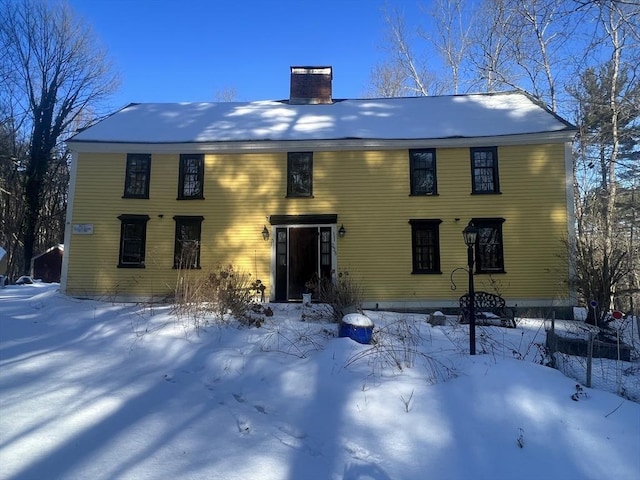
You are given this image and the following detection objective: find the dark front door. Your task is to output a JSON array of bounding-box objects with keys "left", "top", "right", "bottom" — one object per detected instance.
[
  {"left": 273, "top": 225, "right": 334, "bottom": 302},
  {"left": 288, "top": 227, "right": 318, "bottom": 300}
]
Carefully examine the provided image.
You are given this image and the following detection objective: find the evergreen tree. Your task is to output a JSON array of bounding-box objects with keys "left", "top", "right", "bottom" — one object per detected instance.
[{"left": 570, "top": 60, "right": 640, "bottom": 321}]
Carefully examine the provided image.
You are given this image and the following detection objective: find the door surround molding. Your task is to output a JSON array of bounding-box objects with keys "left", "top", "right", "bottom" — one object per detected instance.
[
  {"left": 269, "top": 214, "right": 337, "bottom": 226},
  {"left": 267, "top": 214, "right": 339, "bottom": 302}
]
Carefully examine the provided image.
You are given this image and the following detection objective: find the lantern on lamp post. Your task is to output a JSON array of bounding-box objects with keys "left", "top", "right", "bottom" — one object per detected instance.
[{"left": 463, "top": 222, "right": 478, "bottom": 355}]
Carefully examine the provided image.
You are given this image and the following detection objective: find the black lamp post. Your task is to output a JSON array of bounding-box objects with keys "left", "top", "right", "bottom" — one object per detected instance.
[{"left": 463, "top": 222, "right": 478, "bottom": 355}]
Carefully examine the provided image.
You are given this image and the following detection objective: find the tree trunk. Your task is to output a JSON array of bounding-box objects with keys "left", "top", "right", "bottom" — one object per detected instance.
[
  {"left": 22, "top": 104, "right": 57, "bottom": 274},
  {"left": 22, "top": 157, "right": 45, "bottom": 274}
]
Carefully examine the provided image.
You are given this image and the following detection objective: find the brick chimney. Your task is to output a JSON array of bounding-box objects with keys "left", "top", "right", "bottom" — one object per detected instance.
[{"left": 289, "top": 66, "right": 333, "bottom": 105}]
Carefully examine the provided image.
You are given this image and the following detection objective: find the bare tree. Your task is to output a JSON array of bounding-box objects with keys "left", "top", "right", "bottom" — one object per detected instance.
[
  {"left": 0, "top": 0, "right": 118, "bottom": 275},
  {"left": 368, "top": 5, "right": 442, "bottom": 98},
  {"left": 467, "top": 0, "right": 519, "bottom": 92},
  {"left": 509, "top": 0, "right": 574, "bottom": 112},
  {"left": 365, "top": 62, "right": 407, "bottom": 98},
  {"left": 214, "top": 86, "right": 238, "bottom": 102},
  {"left": 426, "top": 0, "right": 473, "bottom": 94},
  {"left": 0, "top": 114, "right": 28, "bottom": 281},
  {"left": 386, "top": 7, "right": 432, "bottom": 96}
]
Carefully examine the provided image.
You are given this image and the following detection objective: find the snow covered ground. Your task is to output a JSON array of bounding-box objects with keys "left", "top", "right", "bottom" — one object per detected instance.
[{"left": 1, "top": 283, "right": 639, "bottom": 480}]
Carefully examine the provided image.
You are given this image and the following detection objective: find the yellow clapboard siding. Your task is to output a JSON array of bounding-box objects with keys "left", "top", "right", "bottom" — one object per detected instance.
[{"left": 65, "top": 144, "right": 571, "bottom": 304}]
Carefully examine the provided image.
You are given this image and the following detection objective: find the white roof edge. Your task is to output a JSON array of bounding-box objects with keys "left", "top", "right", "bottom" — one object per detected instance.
[
  {"left": 31, "top": 244, "right": 64, "bottom": 260},
  {"left": 67, "top": 131, "right": 575, "bottom": 154}
]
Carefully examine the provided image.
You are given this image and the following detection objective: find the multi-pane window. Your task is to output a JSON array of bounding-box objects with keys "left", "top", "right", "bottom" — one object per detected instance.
[
  {"left": 474, "top": 218, "right": 505, "bottom": 273},
  {"left": 320, "top": 229, "right": 331, "bottom": 268},
  {"left": 123, "top": 154, "right": 151, "bottom": 198},
  {"left": 277, "top": 230, "right": 287, "bottom": 267},
  {"left": 173, "top": 216, "right": 203, "bottom": 269},
  {"left": 178, "top": 154, "right": 204, "bottom": 199},
  {"left": 117, "top": 214, "right": 149, "bottom": 267},
  {"left": 287, "top": 152, "right": 313, "bottom": 197},
  {"left": 409, "top": 220, "right": 442, "bottom": 274},
  {"left": 320, "top": 227, "right": 333, "bottom": 279},
  {"left": 471, "top": 147, "right": 500, "bottom": 193},
  {"left": 409, "top": 149, "right": 437, "bottom": 195}
]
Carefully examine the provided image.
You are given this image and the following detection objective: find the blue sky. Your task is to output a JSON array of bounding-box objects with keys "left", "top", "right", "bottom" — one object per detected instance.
[{"left": 68, "top": 0, "right": 399, "bottom": 109}]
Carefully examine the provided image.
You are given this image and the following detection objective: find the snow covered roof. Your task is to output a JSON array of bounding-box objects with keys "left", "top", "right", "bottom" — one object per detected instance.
[
  {"left": 31, "top": 244, "right": 64, "bottom": 261},
  {"left": 68, "top": 91, "right": 575, "bottom": 149}
]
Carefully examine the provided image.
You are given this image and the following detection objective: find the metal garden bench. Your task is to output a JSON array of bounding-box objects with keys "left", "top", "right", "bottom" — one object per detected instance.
[{"left": 459, "top": 291, "right": 517, "bottom": 328}]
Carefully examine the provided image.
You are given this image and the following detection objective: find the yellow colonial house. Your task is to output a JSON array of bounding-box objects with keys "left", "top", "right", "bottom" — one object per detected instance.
[{"left": 62, "top": 66, "right": 577, "bottom": 311}]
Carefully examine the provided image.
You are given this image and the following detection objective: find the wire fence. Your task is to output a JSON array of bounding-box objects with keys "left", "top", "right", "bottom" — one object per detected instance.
[{"left": 546, "top": 315, "right": 640, "bottom": 402}]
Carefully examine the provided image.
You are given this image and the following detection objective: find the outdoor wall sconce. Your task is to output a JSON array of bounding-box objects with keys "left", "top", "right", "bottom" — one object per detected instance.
[
  {"left": 338, "top": 224, "right": 346, "bottom": 238},
  {"left": 262, "top": 225, "right": 270, "bottom": 241}
]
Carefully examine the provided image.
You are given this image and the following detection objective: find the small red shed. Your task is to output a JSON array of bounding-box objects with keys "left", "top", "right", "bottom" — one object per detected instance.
[{"left": 31, "top": 244, "right": 64, "bottom": 283}]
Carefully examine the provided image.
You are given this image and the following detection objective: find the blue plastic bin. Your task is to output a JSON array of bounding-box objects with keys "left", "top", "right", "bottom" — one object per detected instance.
[{"left": 339, "top": 314, "right": 374, "bottom": 344}]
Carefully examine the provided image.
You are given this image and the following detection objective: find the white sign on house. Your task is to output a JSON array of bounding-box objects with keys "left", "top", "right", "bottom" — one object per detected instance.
[{"left": 72, "top": 224, "right": 94, "bottom": 235}]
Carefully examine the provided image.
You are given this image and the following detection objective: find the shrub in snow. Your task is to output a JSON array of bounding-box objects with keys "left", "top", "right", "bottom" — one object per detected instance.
[
  {"left": 344, "top": 314, "right": 458, "bottom": 385},
  {"left": 427, "top": 311, "right": 447, "bottom": 326},
  {"left": 306, "top": 270, "right": 363, "bottom": 323},
  {"left": 571, "top": 384, "right": 589, "bottom": 401},
  {"left": 172, "top": 265, "right": 265, "bottom": 333},
  {"left": 202, "top": 266, "right": 258, "bottom": 323}
]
